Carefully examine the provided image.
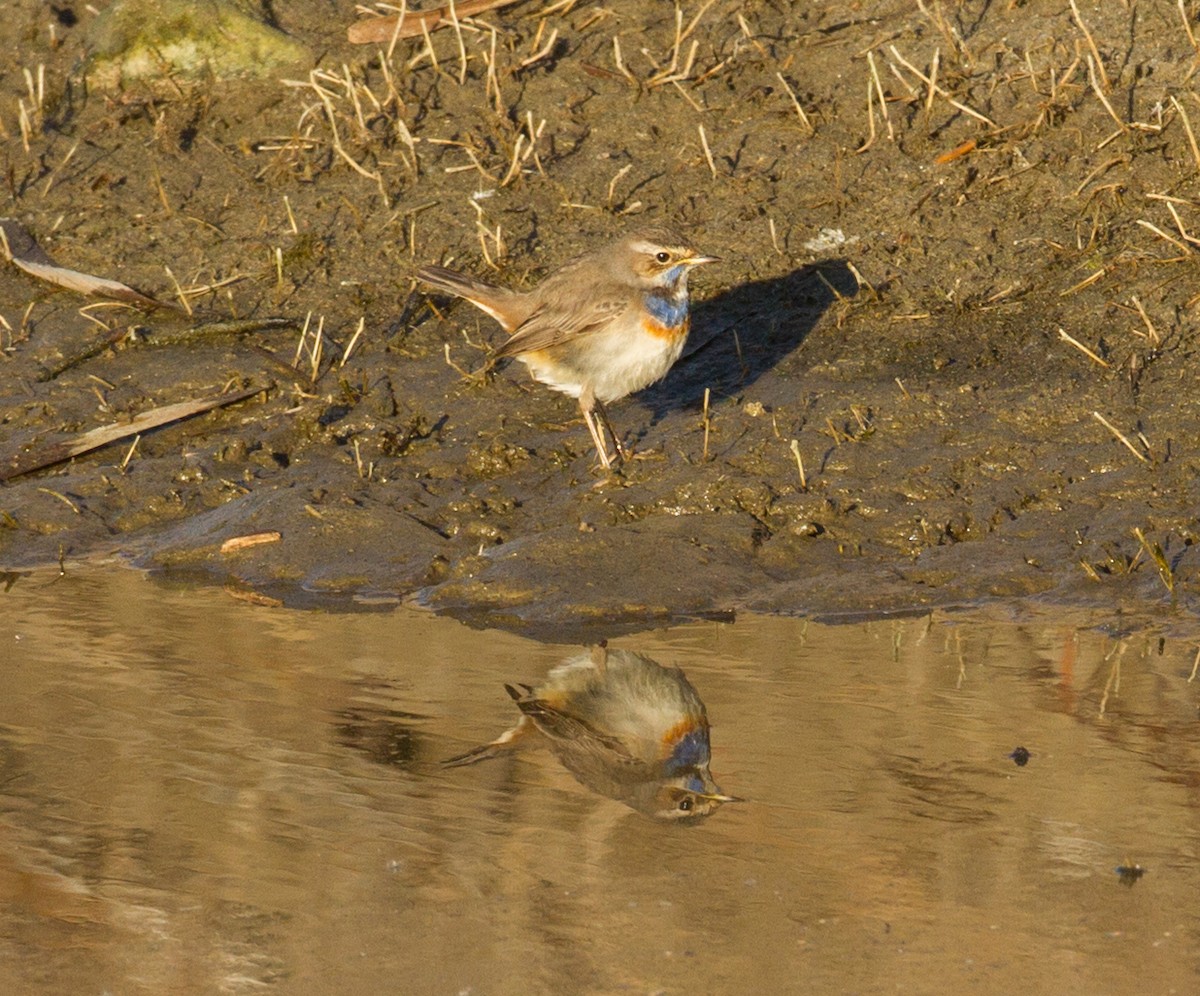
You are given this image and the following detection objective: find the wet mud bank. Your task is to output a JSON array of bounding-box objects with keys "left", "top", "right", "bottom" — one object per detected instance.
[{"left": 2, "top": 1, "right": 1200, "bottom": 633}]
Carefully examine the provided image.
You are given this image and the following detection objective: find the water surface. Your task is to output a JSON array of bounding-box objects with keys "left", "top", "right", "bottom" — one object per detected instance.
[{"left": 2, "top": 570, "right": 1197, "bottom": 993}]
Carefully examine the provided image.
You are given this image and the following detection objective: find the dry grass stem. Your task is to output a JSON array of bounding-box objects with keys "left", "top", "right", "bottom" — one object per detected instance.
[
  {"left": 701, "top": 386, "right": 711, "bottom": 462},
  {"left": 857, "top": 76, "right": 877, "bottom": 154},
  {"left": 17, "top": 99, "right": 32, "bottom": 154},
  {"left": 164, "top": 266, "right": 193, "bottom": 317},
  {"left": 1057, "top": 327, "right": 1109, "bottom": 367},
  {"left": 1132, "top": 527, "right": 1174, "bottom": 593},
  {"left": 889, "top": 46, "right": 997, "bottom": 128},
  {"left": 283, "top": 195, "right": 299, "bottom": 234},
  {"left": 41, "top": 141, "right": 79, "bottom": 197},
  {"left": 917, "top": 0, "right": 964, "bottom": 60},
  {"left": 1092, "top": 411, "right": 1149, "bottom": 463},
  {"left": 1164, "top": 200, "right": 1200, "bottom": 245},
  {"left": 341, "top": 317, "right": 366, "bottom": 367},
  {"left": 612, "top": 36, "right": 637, "bottom": 85},
  {"left": 1070, "top": 0, "right": 1110, "bottom": 91},
  {"left": 447, "top": 0, "right": 468, "bottom": 84},
  {"left": 1135, "top": 218, "right": 1192, "bottom": 255},
  {"left": 484, "top": 26, "right": 502, "bottom": 113},
  {"left": 118, "top": 433, "right": 141, "bottom": 471},
  {"left": 1128, "top": 296, "right": 1161, "bottom": 346},
  {"left": 1060, "top": 266, "right": 1109, "bottom": 295},
  {"left": 736, "top": 13, "right": 767, "bottom": 58},
  {"left": 789, "top": 438, "right": 807, "bottom": 491},
  {"left": 925, "top": 47, "right": 940, "bottom": 113},
  {"left": 1181, "top": 0, "right": 1200, "bottom": 56},
  {"left": 416, "top": 17, "right": 439, "bottom": 72},
  {"left": 1170, "top": 95, "right": 1200, "bottom": 172},
  {"left": 698, "top": 124, "right": 717, "bottom": 177},
  {"left": 607, "top": 163, "right": 632, "bottom": 207},
  {"left": 1072, "top": 155, "right": 1129, "bottom": 197},
  {"left": 669, "top": 79, "right": 704, "bottom": 113},
  {"left": 386, "top": 0, "right": 408, "bottom": 60},
  {"left": 520, "top": 27, "right": 559, "bottom": 69},
  {"left": 775, "top": 72, "right": 814, "bottom": 134},
  {"left": 443, "top": 342, "right": 474, "bottom": 377},
  {"left": 1086, "top": 55, "right": 1125, "bottom": 132},
  {"left": 867, "top": 52, "right": 894, "bottom": 142}
]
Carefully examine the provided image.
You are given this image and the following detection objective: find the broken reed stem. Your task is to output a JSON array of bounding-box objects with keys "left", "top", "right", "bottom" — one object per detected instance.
[{"left": 1092, "top": 411, "right": 1149, "bottom": 463}]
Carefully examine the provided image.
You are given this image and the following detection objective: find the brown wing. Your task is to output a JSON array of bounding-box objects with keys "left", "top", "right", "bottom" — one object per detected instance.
[
  {"left": 491, "top": 295, "right": 629, "bottom": 359},
  {"left": 512, "top": 693, "right": 637, "bottom": 761}
]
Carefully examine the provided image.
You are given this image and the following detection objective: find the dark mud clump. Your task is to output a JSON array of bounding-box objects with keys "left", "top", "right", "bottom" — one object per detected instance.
[{"left": 2, "top": 0, "right": 1200, "bottom": 634}]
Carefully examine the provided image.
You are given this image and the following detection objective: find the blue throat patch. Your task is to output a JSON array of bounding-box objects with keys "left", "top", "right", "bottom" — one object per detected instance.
[
  {"left": 644, "top": 291, "right": 689, "bottom": 328},
  {"left": 665, "top": 728, "right": 710, "bottom": 775}
]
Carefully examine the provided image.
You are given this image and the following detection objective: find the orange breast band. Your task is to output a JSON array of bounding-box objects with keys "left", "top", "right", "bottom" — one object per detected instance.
[{"left": 640, "top": 315, "right": 689, "bottom": 341}]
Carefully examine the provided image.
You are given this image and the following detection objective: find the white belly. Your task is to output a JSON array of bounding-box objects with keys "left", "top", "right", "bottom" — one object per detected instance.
[{"left": 520, "top": 323, "right": 687, "bottom": 403}]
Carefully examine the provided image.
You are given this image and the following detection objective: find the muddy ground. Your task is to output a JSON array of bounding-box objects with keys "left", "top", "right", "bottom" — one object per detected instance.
[{"left": 2, "top": 0, "right": 1200, "bottom": 636}]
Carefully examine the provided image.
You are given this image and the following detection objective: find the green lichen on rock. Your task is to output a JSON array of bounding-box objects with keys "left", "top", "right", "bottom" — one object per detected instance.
[{"left": 84, "top": 0, "right": 311, "bottom": 88}]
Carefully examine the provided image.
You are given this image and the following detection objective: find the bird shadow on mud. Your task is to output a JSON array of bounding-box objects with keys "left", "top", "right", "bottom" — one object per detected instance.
[{"left": 639, "top": 259, "right": 856, "bottom": 421}]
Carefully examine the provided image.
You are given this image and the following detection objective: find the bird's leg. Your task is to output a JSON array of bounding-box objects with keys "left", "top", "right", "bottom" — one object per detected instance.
[
  {"left": 578, "top": 387, "right": 613, "bottom": 469},
  {"left": 589, "top": 639, "right": 608, "bottom": 676},
  {"left": 593, "top": 399, "right": 627, "bottom": 464}
]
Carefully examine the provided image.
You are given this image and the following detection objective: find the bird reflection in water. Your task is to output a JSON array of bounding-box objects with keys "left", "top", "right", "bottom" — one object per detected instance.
[{"left": 445, "top": 642, "right": 739, "bottom": 821}]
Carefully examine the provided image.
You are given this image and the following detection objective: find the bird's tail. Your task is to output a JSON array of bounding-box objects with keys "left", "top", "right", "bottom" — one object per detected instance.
[
  {"left": 416, "top": 265, "right": 523, "bottom": 331},
  {"left": 441, "top": 714, "right": 533, "bottom": 767}
]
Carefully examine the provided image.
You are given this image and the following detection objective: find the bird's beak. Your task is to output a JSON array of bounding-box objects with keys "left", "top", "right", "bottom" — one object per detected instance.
[
  {"left": 700, "top": 791, "right": 742, "bottom": 804},
  {"left": 686, "top": 253, "right": 720, "bottom": 266}
]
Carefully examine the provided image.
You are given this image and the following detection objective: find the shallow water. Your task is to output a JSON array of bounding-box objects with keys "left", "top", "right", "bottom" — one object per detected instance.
[{"left": 1, "top": 570, "right": 1198, "bottom": 994}]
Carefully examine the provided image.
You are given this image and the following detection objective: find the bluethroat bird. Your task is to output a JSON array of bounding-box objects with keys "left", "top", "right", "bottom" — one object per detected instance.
[
  {"left": 444, "top": 642, "right": 738, "bottom": 820},
  {"left": 417, "top": 228, "right": 719, "bottom": 470}
]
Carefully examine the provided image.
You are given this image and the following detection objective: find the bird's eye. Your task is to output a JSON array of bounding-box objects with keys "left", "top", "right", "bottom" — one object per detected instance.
[
  {"left": 655, "top": 251, "right": 671, "bottom": 264},
  {"left": 678, "top": 797, "right": 693, "bottom": 812}
]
